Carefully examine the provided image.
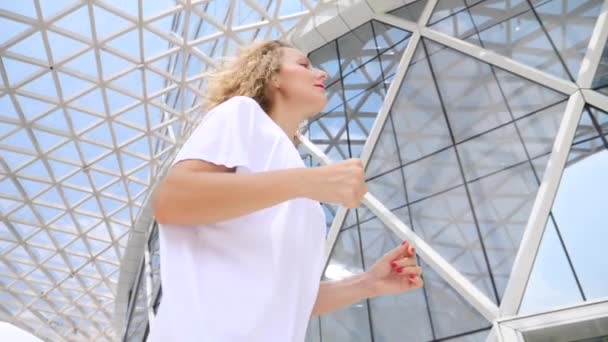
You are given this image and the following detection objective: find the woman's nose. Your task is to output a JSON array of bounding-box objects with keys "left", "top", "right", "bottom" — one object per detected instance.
[{"left": 314, "top": 68, "right": 328, "bottom": 82}]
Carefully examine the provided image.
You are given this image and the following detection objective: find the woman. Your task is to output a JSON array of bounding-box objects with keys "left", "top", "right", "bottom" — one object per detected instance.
[{"left": 149, "top": 40, "right": 423, "bottom": 341}]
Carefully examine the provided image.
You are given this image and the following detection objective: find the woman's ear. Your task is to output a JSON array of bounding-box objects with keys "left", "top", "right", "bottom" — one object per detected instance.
[{"left": 271, "top": 75, "right": 281, "bottom": 89}]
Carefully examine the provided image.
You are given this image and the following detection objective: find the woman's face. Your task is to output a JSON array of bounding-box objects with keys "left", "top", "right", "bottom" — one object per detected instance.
[{"left": 273, "top": 47, "right": 328, "bottom": 116}]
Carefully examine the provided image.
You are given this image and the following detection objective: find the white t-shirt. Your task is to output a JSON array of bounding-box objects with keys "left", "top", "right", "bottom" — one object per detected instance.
[{"left": 147, "top": 96, "right": 326, "bottom": 342}]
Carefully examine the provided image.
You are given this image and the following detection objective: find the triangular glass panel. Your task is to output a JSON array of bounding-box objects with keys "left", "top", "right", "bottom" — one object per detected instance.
[
  {"left": 72, "top": 212, "right": 100, "bottom": 231},
  {"left": 57, "top": 72, "right": 96, "bottom": 100},
  {"left": 21, "top": 72, "right": 58, "bottom": 99},
  {"left": 7, "top": 244, "right": 32, "bottom": 263},
  {"left": 114, "top": 104, "right": 146, "bottom": 127},
  {"left": 18, "top": 177, "right": 52, "bottom": 199},
  {"left": 70, "top": 88, "right": 105, "bottom": 115},
  {"left": 0, "top": 198, "right": 22, "bottom": 216},
  {"left": 49, "top": 224, "right": 79, "bottom": 247},
  {"left": 0, "top": 121, "right": 19, "bottom": 139},
  {"left": 89, "top": 169, "right": 117, "bottom": 189},
  {"left": 0, "top": 2, "right": 37, "bottom": 19},
  {"left": 122, "top": 148, "right": 148, "bottom": 172},
  {"left": 0, "top": 94, "right": 20, "bottom": 119},
  {"left": 34, "top": 108, "right": 70, "bottom": 133},
  {"left": 15, "top": 159, "right": 48, "bottom": 180},
  {"left": 99, "top": 195, "right": 126, "bottom": 214},
  {"left": 47, "top": 30, "right": 88, "bottom": 64},
  {"left": 93, "top": 152, "right": 120, "bottom": 172},
  {"left": 106, "top": 88, "right": 139, "bottom": 114},
  {"left": 53, "top": 5, "right": 93, "bottom": 40},
  {"left": 144, "top": 68, "right": 173, "bottom": 96},
  {"left": 85, "top": 222, "right": 112, "bottom": 242},
  {"left": 131, "top": 166, "right": 150, "bottom": 183},
  {"left": 98, "top": 245, "right": 119, "bottom": 263},
  {"left": 109, "top": 221, "right": 130, "bottom": 239},
  {"left": 84, "top": 236, "right": 109, "bottom": 256},
  {"left": 187, "top": 8, "right": 221, "bottom": 40},
  {"left": 80, "top": 140, "right": 112, "bottom": 165},
  {"left": 35, "top": 185, "right": 64, "bottom": 206},
  {"left": 232, "top": 0, "right": 264, "bottom": 27},
  {"left": 9, "top": 204, "right": 40, "bottom": 224},
  {"left": 47, "top": 159, "right": 79, "bottom": 181},
  {"left": 61, "top": 49, "right": 98, "bottom": 79},
  {"left": 82, "top": 121, "right": 112, "bottom": 143},
  {"left": 60, "top": 185, "right": 90, "bottom": 208},
  {"left": 33, "top": 204, "right": 63, "bottom": 225},
  {"left": 109, "top": 68, "right": 143, "bottom": 99},
  {"left": 99, "top": 50, "right": 136, "bottom": 80},
  {"left": 105, "top": 28, "right": 141, "bottom": 61},
  {"left": 126, "top": 179, "right": 145, "bottom": 201},
  {"left": 39, "top": 0, "right": 75, "bottom": 20},
  {"left": 519, "top": 218, "right": 584, "bottom": 314},
  {"left": 1, "top": 57, "right": 45, "bottom": 87},
  {"left": 61, "top": 171, "right": 90, "bottom": 194},
  {"left": 92, "top": 5, "right": 133, "bottom": 41},
  {"left": 52, "top": 208, "right": 79, "bottom": 230},
  {"left": 15, "top": 95, "right": 55, "bottom": 122},
  {"left": 371, "top": 20, "right": 411, "bottom": 55},
  {"left": 428, "top": 0, "right": 467, "bottom": 25},
  {"left": 65, "top": 237, "right": 89, "bottom": 257},
  {"left": 7, "top": 31, "right": 46, "bottom": 61},
  {"left": 388, "top": 0, "right": 429, "bottom": 23},
  {"left": 48, "top": 141, "right": 80, "bottom": 164},
  {"left": 74, "top": 196, "right": 101, "bottom": 215},
  {"left": 104, "top": 180, "right": 128, "bottom": 200},
  {"left": 32, "top": 128, "right": 68, "bottom": 153},
  {"left": 66, "top": 252, "right": 88, "bottom": 269},
  {"left": 142, "top": 27, "right": 176, "bottom": 60},
  {"left": 12, "top": 222, "right": 39, "bottom": 239},
  {"left": 67, "top": 108, "right": 104, "bottom": 134},
  {"left": 29, "top": 245, "right": 54, "bottom": 263},
  {"left": 0, "top": 177, "right": 23, "bottom": 199}
]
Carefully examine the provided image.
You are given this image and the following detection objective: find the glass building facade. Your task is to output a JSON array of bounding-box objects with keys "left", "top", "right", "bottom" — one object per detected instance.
[{"left": 1, "top": 0, "right": 608, "bottom": 341}]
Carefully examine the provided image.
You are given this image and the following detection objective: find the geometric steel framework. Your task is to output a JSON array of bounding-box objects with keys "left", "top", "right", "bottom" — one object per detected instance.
[
  {"left": 303, "top": 0, "right": 608, "bottom": 341},
  {"left": 0, "top": 1, "right": 323, "bottom": 340}
]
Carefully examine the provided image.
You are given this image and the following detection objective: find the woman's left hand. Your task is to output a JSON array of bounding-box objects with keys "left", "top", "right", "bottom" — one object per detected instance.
[{"left": 364, "top": 240, "right": 424, "bottom": 297}]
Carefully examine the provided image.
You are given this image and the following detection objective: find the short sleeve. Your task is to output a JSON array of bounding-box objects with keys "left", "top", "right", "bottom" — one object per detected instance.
[{"left": 171, "top": 96, "right": 263, "bottom": 169}]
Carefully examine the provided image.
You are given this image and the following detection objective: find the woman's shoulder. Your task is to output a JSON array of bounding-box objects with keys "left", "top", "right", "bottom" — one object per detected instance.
[{"left": 210, "top": 96, "right": 264, "bottom": 115}]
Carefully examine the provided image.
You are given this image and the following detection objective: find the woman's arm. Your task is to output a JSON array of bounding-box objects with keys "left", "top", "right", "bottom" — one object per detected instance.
[
  {"left": 152, "top": 158, "right": 367, "bottom": 225},
  {"left": 312, "top": 242, "right": 423, "bottom": 316}
]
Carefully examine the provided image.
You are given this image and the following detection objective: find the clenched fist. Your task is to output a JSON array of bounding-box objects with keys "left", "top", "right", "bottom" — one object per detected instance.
[{"left": 305, "top": 159, "right": 367, "bottom": 208}]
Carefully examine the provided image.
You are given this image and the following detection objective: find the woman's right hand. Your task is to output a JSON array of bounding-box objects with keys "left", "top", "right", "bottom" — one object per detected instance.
[{"left": 305, "top": 159, "right": 367, "bottom": 208}]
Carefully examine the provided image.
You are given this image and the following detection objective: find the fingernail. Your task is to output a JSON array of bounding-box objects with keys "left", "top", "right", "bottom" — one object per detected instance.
[
  {"left": 409, "top": 274, "right": 416, "bottom": 280},
  {"left": 402, "top": 241, "right": 408, "bottom": 247},
  {"left": 397, "top": 267, "right": 404, "bottom": 273},
  {"left": 409, "top": 247, "right": 416, "bottom": 254},
  {"left": 391, "top": 262, "right": 397, "bottom": 269}
]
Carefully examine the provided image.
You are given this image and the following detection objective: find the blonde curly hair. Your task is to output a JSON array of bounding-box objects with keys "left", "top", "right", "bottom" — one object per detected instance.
[{"left": 203, "top": 40, "right": 293, "bottom": 113}]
